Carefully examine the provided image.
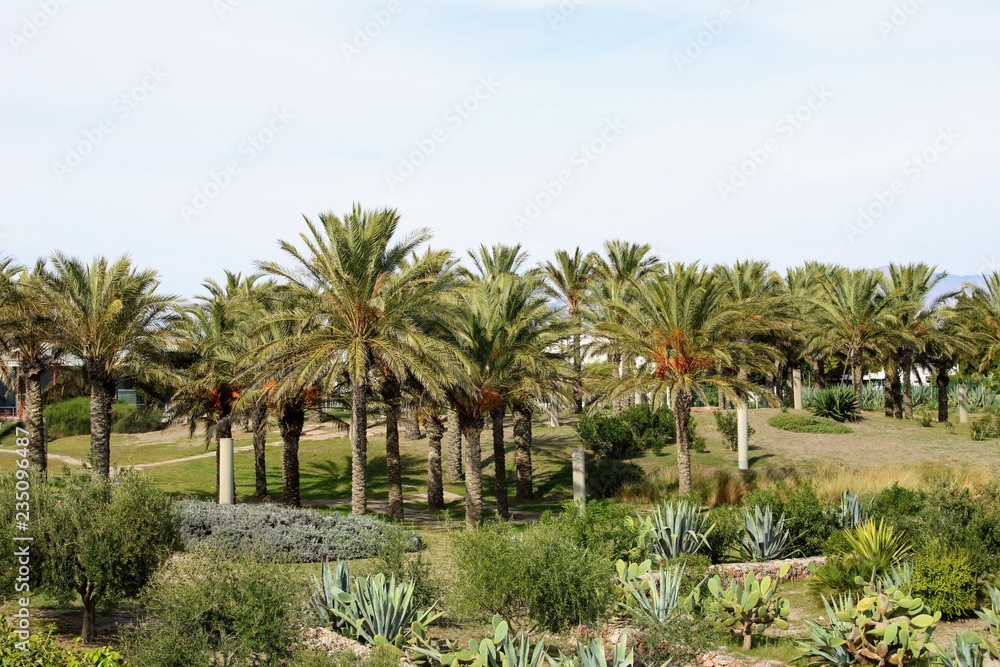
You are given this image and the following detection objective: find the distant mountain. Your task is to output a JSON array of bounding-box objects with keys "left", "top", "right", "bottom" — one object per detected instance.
[{"left": 932, "top": 274, "right": 985, "bottom": 302}]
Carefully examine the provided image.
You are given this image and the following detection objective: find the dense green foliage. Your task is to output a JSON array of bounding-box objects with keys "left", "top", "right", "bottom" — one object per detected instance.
[
  {"left": 42, "top": 396, "right": 163, "bottom": 440},
  {"left": 175, "top": 500, "right": 420, "bottom": 562},
  {"left": 574, "top": 404, "right": 693, "bottom": 459},
  {"left": 970, "top": 412, "right": 1000, "bottom": 441},
  {"left": 450, "top": 512, "right": 615, "bottom": 630},
  {"left": 912, "top": 542, "right": 979, "bottom": 619},
  {"left": 766, "top": 414, "right": 853, "bottom": 434},
  {"left": 121, "top": 552, "right": 303, "bottom": 667},
  {"left": 586, "top": 459, "right": 646, "bottom": 499},
  {"left": 713, "top": 410, "right": 755, "bottom": 451},
  {"left": 0, "top": 618, "right": 126, "bottom": 666}
]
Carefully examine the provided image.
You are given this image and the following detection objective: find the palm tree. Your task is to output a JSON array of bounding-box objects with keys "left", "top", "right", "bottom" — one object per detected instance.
[
  {"left": 809, "top": 268, "right": 905, "bottom": 400},
  {"left": 0, "top": 260, "right": 60, "bottom": 474},
  {"left": 258, "top": 206, "right": 452, "bottom": 516},
  {"left": 883, "top": 264, "right": 946, "bottom": 419},
  {"left": 44, "top": 255, "right": 180, "bottom": 478},
  {"left": 956, "top": 272, "right": 1000, "bottom": 374},
  {"left": 787, "top": 262, "right": 843, "bottom": 391},
  {"left": 918, "top": 305, "right": 975, "bottom": 422},
  {"left": 590, "top": 241, "right": 662, "bottom": 412},
  {"left": 542, "top": 248, "right": 595, "bottom": 414},
  {"left": 599, "top": 264, "right": 777, "bottom": 494}
]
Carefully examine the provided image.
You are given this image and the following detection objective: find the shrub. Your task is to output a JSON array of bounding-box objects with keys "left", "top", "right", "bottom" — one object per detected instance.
[
  {"left": 451, "top": 518, "right": 615, "bottom": 631},
  {"left": 113, "top": 403, "right": 165, "bottom": 433},
  {"left": 0, "top": 618, "right": 127, "bottom": 666},
  {"left": 808, "top": 386, "right": 861, "bottom": 423},
  {"left": 367, "top": 528, "right": 441, "bottom": 611},
  {"left": 620, "top": 403, "right": 677, "bottom": 455},
  {"left": 43, "top": 396, "right": 91, "bottom": 439},
  {"left": 575, "top": 414, "right": 641, "bottom": 459},
  {"left": 918, "top": 483, "right": 1000, "bottom": 577},
  {"left": 713, "top": 410, "right": 755, "bottom": 451},
  {"left": 586, "top": 459, "right": 645, "bottom": 499},
  {"left": 702, "top": 505, "right": 743, "bottom": 564},
  {"left": 121, "top": 551, "right": 302, "bottom": 667},
  {"left": 970, "top": 413, "right": 1000, "bottom": 441},
  {"left": 560, "top": 500, "right": 641, "bottom": 563},
  {"left": 175, "top": 500, "right": 420, "bottom": 562},
  {"left": 12, "top": 470, "right": 179, "bottom": 641},
  {"left": 869, "top": 483, "right": 925, "bottom": 526},
  {"left": 633, "top": 617, "right": 723, "bottom": 667},
  {"left": 766, "top": 414, "right": 853, "bottom": 434},
  {"left": 912, "top": 543, "right": 978, "bottom": 619}
]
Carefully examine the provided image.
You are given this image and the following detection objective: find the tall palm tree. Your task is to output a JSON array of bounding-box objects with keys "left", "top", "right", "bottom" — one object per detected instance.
[
  {"left": 918, "top": 305, "right": 974, "bottom": 422},
  {"left": 542, "top": 248, "right": 595, "bottom": 414},
  {"left": 883, "top": 264, "right": 946, "bottom": 419},
  {"left": 258, "top": 206, "right": 452, "bottom": 516},
  {"left": 599, "top": 264, "right": 776, "bottom": 494},
  {"left": 956, "top": 272, "right": 1000, "bottom": 375},
  {"left": 590, "top": 241, "right": 662, "bottom": 412},
  {"left": 44, "top": 255, "right": 180, "bottom": 478},
  {"left": 0, "top": 260, "right": 60, "bottom": 474},
  {"left": 809, "top": 268, "right": 905, "bottom": 400},
  {"left": 788, "top": 262, "right": 843, "bottom": 391}
]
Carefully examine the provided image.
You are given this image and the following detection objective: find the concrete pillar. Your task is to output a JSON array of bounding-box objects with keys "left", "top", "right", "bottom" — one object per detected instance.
[
  {"left": 958, "top": 384, "right": 969, "bottom": 424},
  {"left": 219, "top": 437, "right": 235, "bottom": 504},
  {"left": 792, "top": 369, "right": 803, "bottom": 410},
  {"left": 737, "top": 402, "right": 750, "bottom": 471},
  {"left": 572, "top": 448, "right": 586, "bottom": 506}
]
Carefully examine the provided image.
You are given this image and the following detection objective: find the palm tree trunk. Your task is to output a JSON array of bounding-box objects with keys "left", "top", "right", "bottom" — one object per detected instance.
[
  {"left": 813, "top": 360, "right": 828, "bottom": 390},
  {"left": 24, "top": 367, "right": 46, "bottom": 475},
  {"left": 883, "top": 366, "right": 894, "bottom": 418},
  {"left": 403, "top": 407, "right": 423, "bottom": 439},
  {"left": 901, "top": 357, "right": 914, "bottom": 420},
  {"left": 460, "top": 414, "right": 484, "bottom": 530},
  {"left": 673, "top": 387, "right": 694, "bottom": 496},
  {"left": 889, "top": 372, "right": 903, "bottom": 419},
  {"left": 251, "top": 401, "right": 268, "bottom": 497},
  {"left": 572, "top": 328, "right": 583, "bottom": 414},
  {"left": 513, "top": 405, "right": 533, "bottom": 501},
  {"left": 88, "top": 376, "right": 115, "bottom": 479},
  {"left": 490, "top": 406, "right": 509, "bottom": 519},
  {"left": 850, "top": 355, "right": 863, "bottom": 401},
  {"left": 610, "top": 352, "right": 623, "bottom": 413},
  {"left": 445, "top": 410, "right": 463, "bottom": 481},
  {"left": 426, "top": 411, "right": 445, "bottom": 510},
  {"left": 279, "top": 399, "right": 305, "bottom": 508},
  {"left": 384, "top": 386, "right": 404, "bottom": 521},
  {"left": 936, "top": 365, "right": 949, "bottom": 422},
  {"left": 350, "top": 375, "right": 369, "bottom": 515}
]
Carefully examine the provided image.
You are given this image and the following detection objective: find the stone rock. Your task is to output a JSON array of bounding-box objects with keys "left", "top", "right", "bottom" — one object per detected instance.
[{"left": 708, "top": 556, "right": 825, "bottom": 583}]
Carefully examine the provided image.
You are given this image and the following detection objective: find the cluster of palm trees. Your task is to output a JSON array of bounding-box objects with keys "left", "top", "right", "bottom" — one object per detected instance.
[{"left": 3, "top": 206, "right": 1000, "bottom": 528}]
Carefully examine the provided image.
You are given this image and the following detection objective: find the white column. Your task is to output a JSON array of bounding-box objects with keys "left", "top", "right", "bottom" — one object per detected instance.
[
  {"left": 572, "top": 448, "right": 586, "bottom": 506},
  {"left": 219, "top": 437, "right": 235, "bottom": 504},
  {"left": 792, "top": 369, "right": 803, "bottom": 410},
  {"left": 737, "top": 402, "right": 749, "bottom": 471},
  {"left": 958, "top": 384, "right": 969, "bottom": 424}
]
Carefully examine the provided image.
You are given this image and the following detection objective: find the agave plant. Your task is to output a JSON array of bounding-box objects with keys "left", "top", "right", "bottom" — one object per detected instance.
[
  {"left": 809, "top": 386, "right": 861, "bottom": 423},
  {"left": 796, "top": 595, "right": 855, "bottom": 667},
  {"left": 557, "top": 634, "right": 633, "bottom": 667},
  {"left": 872, "top": 561, "right": 913, "bottom": 594},
  {"left": 837, "top": 491, "right": 866, "bottom": 529},
  {"left": 860, "top": 383, "right": 885, "bottom": 412},
  {"left": 738, "top": 505, "right": 791, "bottom": 561},
  {"left": 843, "top": 519, "right": 912, "bottom": 571},
  {"left": 412, "top": 615, "right": 547, "bottom": 667},
  {"left": 936, "top": 633, "right": 990, "bottom": 667},
  {"left": 976, "top": 585, "right": 1000, "bottom": 657},
  {"left": 615, "top": 560, "right": 684, "bottom": 625},
  {"left": 310, "top": 560, "right": 353, "bottom": 634},
  {"left": 333, "top": 572, "right": 442, "bottom": 647},
  {"left": 644, "top": 499, "right": 714, "bottom": 561}
]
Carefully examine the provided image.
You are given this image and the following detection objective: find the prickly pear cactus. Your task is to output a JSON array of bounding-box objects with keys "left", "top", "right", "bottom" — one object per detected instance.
[
  {"left": 704, "top": 562, "right": 792, "bottom": 649},
  {"left": 836, "top": 583, "right": 940, "bottom": 667}
]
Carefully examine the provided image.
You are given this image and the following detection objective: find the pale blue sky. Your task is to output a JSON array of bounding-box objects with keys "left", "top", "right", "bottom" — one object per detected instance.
[{"left": 2, "top": 0, "right": 998, "bottom": 297}]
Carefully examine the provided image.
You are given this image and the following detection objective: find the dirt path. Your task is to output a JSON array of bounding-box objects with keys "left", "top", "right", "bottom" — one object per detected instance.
[{"left": 0, "top": 449, "right": 84, "bottom": 467}]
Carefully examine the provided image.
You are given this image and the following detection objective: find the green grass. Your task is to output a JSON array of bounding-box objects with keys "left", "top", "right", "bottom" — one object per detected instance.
[{"left": 767, "top": 413, "right": 853, "bottom": 434}]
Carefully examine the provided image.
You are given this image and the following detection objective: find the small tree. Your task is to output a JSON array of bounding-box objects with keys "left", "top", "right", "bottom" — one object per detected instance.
[{"left": 33, "top": 470, "right": 179, "bottom": 641}]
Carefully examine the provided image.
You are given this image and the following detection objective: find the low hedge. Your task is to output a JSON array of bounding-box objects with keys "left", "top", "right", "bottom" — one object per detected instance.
[
  {"left": 175, "top": 500, "right": 421, "bottom": 563},
  {"left": 767, "top": 414, "right": 852, "bottom": 434}
]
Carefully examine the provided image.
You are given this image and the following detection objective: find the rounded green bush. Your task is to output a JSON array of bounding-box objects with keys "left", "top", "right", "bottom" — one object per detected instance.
[
  {"left": 42, "top": 396, "right": 91, "bottom": 439},
  {"left": 767, "top": 414, "right": 853, "bottom": 434},
  {"left": 911, "top": 543, "right": 978, "bottom": 619}
]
